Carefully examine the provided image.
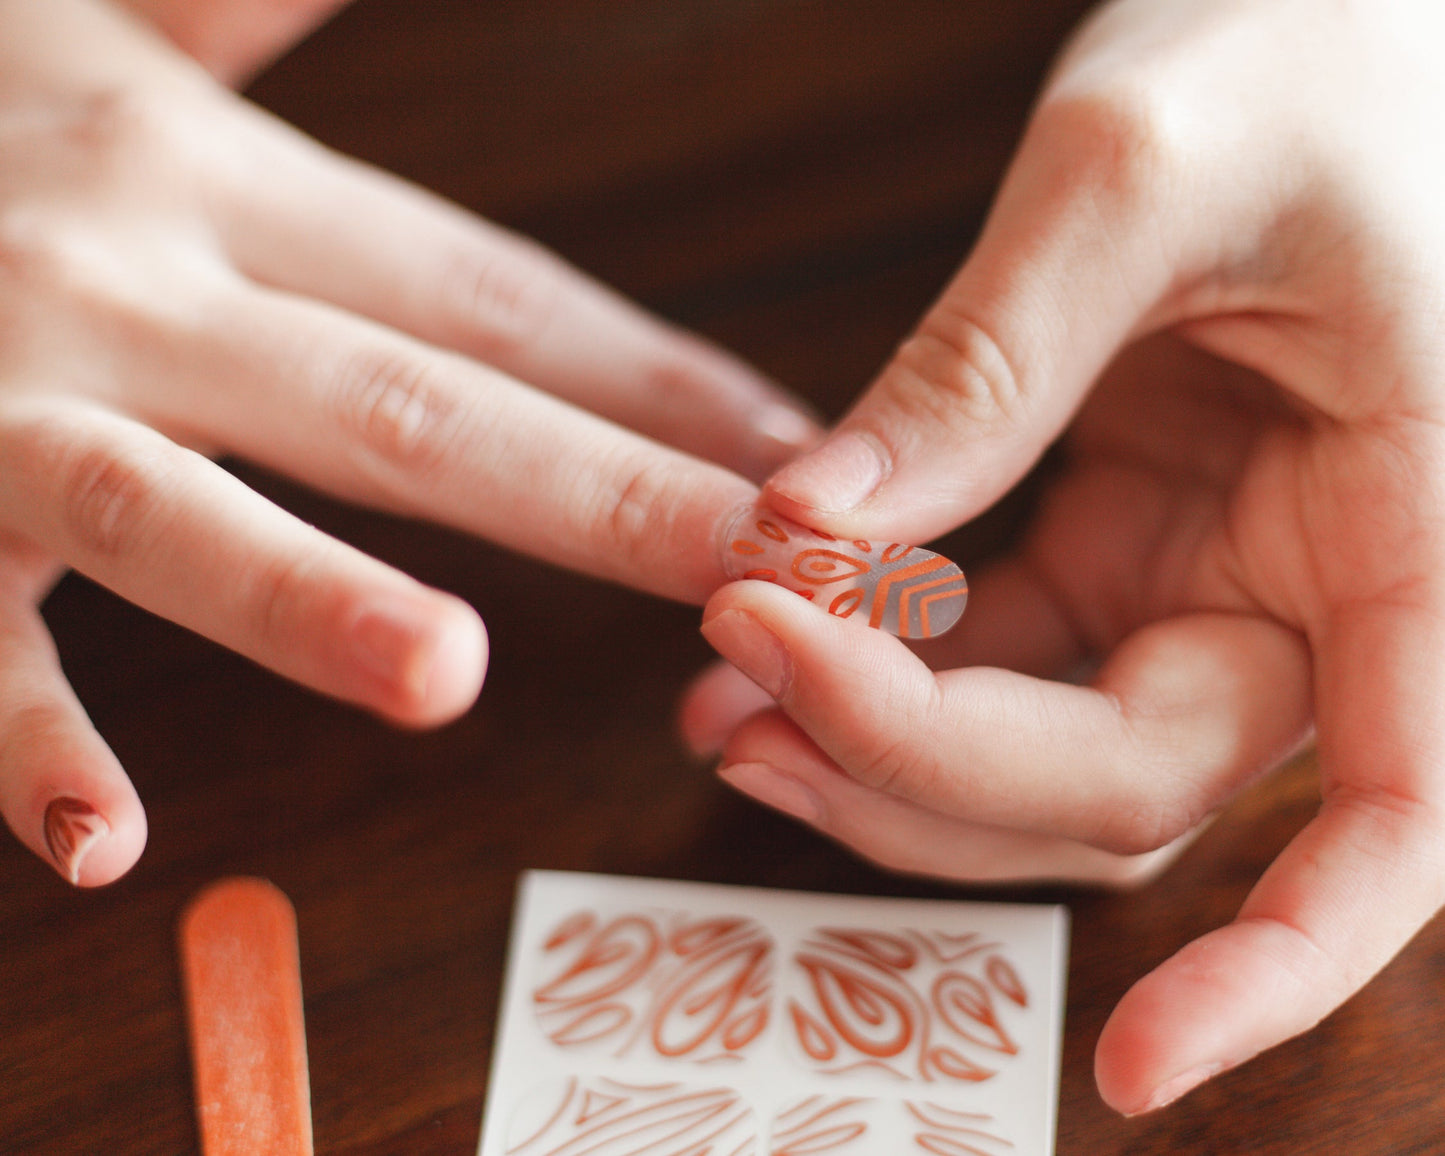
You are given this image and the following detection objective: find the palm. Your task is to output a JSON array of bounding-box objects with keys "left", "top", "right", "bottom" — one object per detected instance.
[{"left": 1022, "top": 335, "right": 1305, "bottom": 660}]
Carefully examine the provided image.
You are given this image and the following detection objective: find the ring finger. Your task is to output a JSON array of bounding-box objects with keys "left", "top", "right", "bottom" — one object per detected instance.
[{"left": 0, "top": 396, "right": 488, "bottom": 726}]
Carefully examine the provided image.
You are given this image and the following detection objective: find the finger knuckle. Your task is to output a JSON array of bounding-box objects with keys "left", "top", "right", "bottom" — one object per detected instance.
[
  {"left": 642, "top": 351, "right": 726, "bottom": 419},
  {"left": 595, "top": 457, "right": 677, "bottom": 568},
  {"left": 1089, "top": 805, "right": 1191, "bottom": 858},
  {"left": 0, "top": 702, "right": 74, "bottom": 784},
  {"left": 1328, "top": 782, "right": 1445, "bottom": 884},
  {"left": 1031, "top": 83, "right": 1187, "bottom": 213},
  {"left": 76, "top": 87, "right": 195, "bottom": 157},
  {"left": 58, "top": 434, "right": 175, "bottom": 559},
  {"left": 248, "top": 547, "right": 328, "bottom": 653},
  {"left": 886, "top": 309, "right": 1028, "bottom": 433},
  {"left": 0, "top": 213, "right": 70, "bottom": 355},
  {"left": 63, "top": 88, "right": 200, "bottom": 186},
  {"left": 848, "top": 732, "right": 943, "bottom": 801},
  {"left": 441, "top": 235, "right": 561, "bottom": 360},
  {"left": 0, "top": 210, "right": 61, "bottom": 287},
  {"left": 0, "top": 210, "right": 112, "bottom": 306},
  {"left": 335, "top": 349, "right": 463, "bottom": 481}
]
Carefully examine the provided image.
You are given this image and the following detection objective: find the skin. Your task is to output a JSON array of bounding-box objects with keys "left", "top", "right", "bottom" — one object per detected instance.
[
  {"left": 684, "top": 0, "right": 1445, "bottom": 1118},
  {"left": 0, "top": 0, "right": 821, "bottom": 888},
  {"left": 14, "top": 0, "right": 1442, "bottom": 1122}
]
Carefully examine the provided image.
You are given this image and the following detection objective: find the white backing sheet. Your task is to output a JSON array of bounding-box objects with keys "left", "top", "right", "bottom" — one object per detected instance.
[{"left": 479, "top": 871, "right": 1069, "bottom": 1156}]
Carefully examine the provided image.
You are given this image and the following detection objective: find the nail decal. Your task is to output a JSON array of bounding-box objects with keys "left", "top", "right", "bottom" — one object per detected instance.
[
  {"left": 723, "top": 508, "right": 967, "bottom": 639},
  {"left": 43, "top": 797, "right": 109, "bottom": 885}
]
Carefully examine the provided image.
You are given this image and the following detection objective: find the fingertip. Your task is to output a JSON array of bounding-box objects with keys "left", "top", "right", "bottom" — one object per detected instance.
[
  {"left": 677, "top": 659, "right": 776, "bottom": 758},
  {"left": 68, "top": 795, "right": 148, "bottom": 888},
  {"left": 763, "top": 430, "right": 889, "bottom": 526},
  {"left": 1094, "top": 932, "right": 1254, "bottom": 1115},
  {"left": 415, "top": 597, "right": 489, "bottom": 726},
  {"left": 348, "top": 589, "right": 487, "bottom": 727},
  {"left": 733, "top": 404, "right": 825, "bottom": 484},
  {"left": 22, "top": 768, "right": 147, "bottom": 889},
  {"left": 1094, "top": 1000, "right": 1157, "bottom": 1115}
]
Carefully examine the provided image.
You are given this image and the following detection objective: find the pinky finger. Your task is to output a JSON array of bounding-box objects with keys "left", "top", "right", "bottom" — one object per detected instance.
[
  {"left": 0, "top": 563, "right": 145, "bottom": 886},
  {"left": 717, "top": 709, "right": 1192, "bottom": 888}
]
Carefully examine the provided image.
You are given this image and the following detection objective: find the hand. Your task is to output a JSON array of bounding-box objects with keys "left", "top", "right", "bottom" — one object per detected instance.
[
  {"left": 116, "top": 0, "right": 354, "bottom": 85},
  {"left": 683, "top": 0, "right": 1445, "bottom": 1115},
  {"left": 0, "top": 0, "right": 818, "bottom": 886}
]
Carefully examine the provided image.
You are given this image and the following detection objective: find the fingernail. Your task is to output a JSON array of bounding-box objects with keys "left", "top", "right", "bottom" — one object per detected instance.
[
  {"left": 719, "top": 762, "right": 825, "bottom": 824},
  {"left": 769, "top": 430, "right": 887, "bottom": 514},
  {"left": 353, "top": 600, "right": 487, "bottom": 717},
  {"left": 699, "top": 609, "right": 792, "bottom": 699},
  {"left": 424, "top": 609, "right": 488, "bottom": 716},
  {"left": 1134, "top": 1062, "right": 1228, "bottom": 1115},
  {"left": 354, "top": 604, "right": 430, "bottom": 691},
  {"left": 719, "top": 504, "right": 968, "bottom": 639},
  {"left": 736, "top": 406, "right": 824, "bottom": 482},
  {"left": 755, "top": 405, "right": 821, "bottom": 455},
  {"left": 44, "top": 797, "right": 110, "bottom": 885}
]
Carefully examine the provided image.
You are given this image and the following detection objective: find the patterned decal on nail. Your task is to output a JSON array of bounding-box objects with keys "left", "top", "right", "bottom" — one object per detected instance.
[
  {"left": 723, "top": 509, "right": 967, "bottom": 639},
  {"left": 43, "top": 797, "right": 108, "bottom": 884}
]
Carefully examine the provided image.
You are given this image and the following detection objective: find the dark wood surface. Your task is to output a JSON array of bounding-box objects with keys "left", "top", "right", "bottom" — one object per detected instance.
[{"left": 5, "top": 2, "right": 1445, "bottom": 1152}]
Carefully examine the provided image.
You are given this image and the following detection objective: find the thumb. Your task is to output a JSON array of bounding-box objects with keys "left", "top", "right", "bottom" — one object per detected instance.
[{"left": 766, "top": 96, "right": 1184, "bottom": 542}]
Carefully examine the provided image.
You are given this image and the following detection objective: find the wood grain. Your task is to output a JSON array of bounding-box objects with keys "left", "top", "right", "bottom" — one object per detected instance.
[{"left": 3, "top": 2, "right": 1444, "bottom": 1154}]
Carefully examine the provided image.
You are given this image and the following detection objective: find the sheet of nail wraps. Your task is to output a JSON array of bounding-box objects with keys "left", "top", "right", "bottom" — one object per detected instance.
[{"left": 478, "top": 871, "right": 1069, "bottom": 1156}]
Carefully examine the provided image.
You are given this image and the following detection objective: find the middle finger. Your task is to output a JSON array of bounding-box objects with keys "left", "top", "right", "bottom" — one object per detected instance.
[{"left": 136, "top": 278, "right": 759, "bottom": 605}]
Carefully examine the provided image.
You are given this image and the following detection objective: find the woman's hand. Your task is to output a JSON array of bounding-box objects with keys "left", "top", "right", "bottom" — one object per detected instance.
[
  {"left": 684, "top": 0, "right": 1445, "bottom": 1115},
  {"left": 116, "top": 0, "right": 354, "bottom": 85},
  {"left": 0, "top": 0, "right": 817, "bottom": 886}
]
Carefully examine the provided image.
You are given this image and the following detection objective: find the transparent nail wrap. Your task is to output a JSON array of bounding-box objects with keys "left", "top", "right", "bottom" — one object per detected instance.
[
  {"left": 478, "top": 871, "right": 1068, "bottom": 1156},
  {"left": 722, "top": 507, "right": 968, "bottom": 639}
]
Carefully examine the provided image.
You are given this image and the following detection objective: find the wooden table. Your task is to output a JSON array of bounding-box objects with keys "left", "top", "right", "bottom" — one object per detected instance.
[{"left": 5, "top": 2, "right": 1445, "bottom": 1152}]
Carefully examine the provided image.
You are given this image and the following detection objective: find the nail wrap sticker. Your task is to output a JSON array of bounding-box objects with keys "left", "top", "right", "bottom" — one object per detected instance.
[
  {"left": 532, "top": 910, "right": 773, "bottom": 1064},
  {"left": 723, "top": 509, "right": 967, "bottom": 639},
  {"left": 478, "top": 872, "right": 1069, "bottom": 1156},
  {"left": 768, "top": 1097, "right": 1012, "bottom": 1154},
  {"left": 786, "top": 927, "right": 1029, "bottom": 1084},
  {"left": 507, "top": 1078, "right": 756, "bottom": 1155}
]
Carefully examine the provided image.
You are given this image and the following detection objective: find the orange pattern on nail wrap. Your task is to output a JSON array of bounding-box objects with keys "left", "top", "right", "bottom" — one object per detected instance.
[
  {"left": 723, "top": 509, "right": 966, "bottom": 638},
  {"left": 506, "top": 1078, "right": 756, "bottom": 1155},
  {"left": 767, "top": 1097, "right": 1013, "bottom": 1154},
  {"left": 785, "top": 927, "right": 1029, "bottom": 1084},
  {"left": 532, "top": 909, "right": 773, "bottom": 1064}
]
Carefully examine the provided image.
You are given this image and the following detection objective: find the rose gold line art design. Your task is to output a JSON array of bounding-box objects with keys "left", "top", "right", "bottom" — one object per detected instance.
[
  {"left": 768, "top": 1095, "right": 869, "bottom": 1153},
  {"left": 866, "top": 556, "right": 949, "bottom": 629},
  {"left": 907, "top": 1103, "right": 1014, "bottom": 1154},
  {"left": 507, "top": 1078, "right": 756, "bottom": 1156},
  {"left": 722, "top": 507, "right": 967, "bottom": 638},
  {"left": 897, "top": 572, "right": 970, "bottom": 639},
  {"left": 766, "top": 1098, "right": 1013, "bottom": 1154},
  {"left": 786, "top": 927, "right": 1029, "bottom": 1084},
  {"left": 43, "top": 797, "right": 108, "bottom": 884},
  {"left": 532, "top": 909, "right": 772, "bottom": 1064}
]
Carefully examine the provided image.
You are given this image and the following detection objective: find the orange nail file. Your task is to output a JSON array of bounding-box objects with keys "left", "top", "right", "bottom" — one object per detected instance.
[{"left": 179, "top": 877, "right": 314, "bottom": 1156}]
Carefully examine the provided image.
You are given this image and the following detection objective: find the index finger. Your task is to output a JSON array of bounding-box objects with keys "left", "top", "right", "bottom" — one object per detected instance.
[
  {"left": 140, "top": 279, "right": 757, "bottom": 605},
  {"left": 211, "top": 103, "right": 819, "bottom": 483}
]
